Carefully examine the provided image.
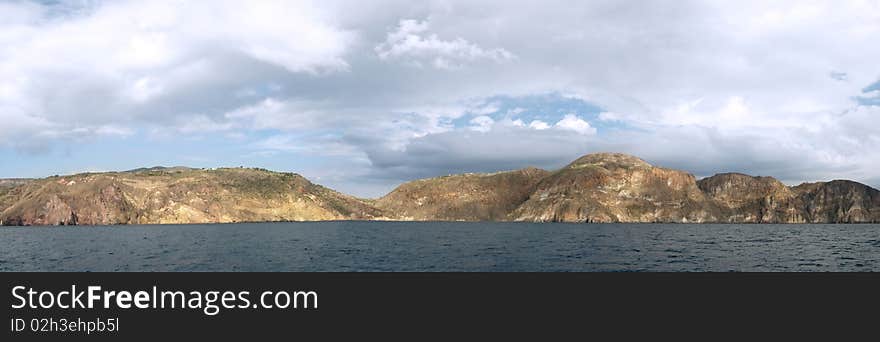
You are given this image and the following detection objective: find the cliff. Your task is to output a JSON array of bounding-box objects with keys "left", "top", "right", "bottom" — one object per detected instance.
[
  {"left": 698, "top": 173, "right": 802, "bottom": 223},
  {"left": 792, "top": 180, "right": 880, "bottom": 223},
  {"left": 511, "top": 153, "right": 721, "bottom": 222}
]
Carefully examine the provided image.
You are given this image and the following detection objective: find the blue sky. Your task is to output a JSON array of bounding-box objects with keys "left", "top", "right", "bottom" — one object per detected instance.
[
  {"left": 2, "top": 1, "right": 880, "bottom": 197},
  {"left": 860, "top": 81, "right": 880, "bottom": 105}
]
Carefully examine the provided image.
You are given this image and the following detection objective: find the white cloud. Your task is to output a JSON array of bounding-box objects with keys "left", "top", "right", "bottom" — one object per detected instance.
[
  {"left": 0, "top": 0, "right": 352, "bottom": 148},
  {"left": 554, "top": 114, "right": 596, "bottom": 135},
  {"left": 375, "top": 18, "right": 515, "bottom": 69},
  {"left": 125, "top": 76, "right": 164, "bottom": 103},
  {"left": 469, "top": 115, "right": 494, "bottom": 132},
  {"left": 528, "top": 120, "right": 550, "bottom": 130}
]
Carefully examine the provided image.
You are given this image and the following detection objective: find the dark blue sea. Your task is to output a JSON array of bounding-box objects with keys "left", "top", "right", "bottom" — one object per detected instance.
[{"left": 2, "top": 222, "right": 880, "bottom": 271}]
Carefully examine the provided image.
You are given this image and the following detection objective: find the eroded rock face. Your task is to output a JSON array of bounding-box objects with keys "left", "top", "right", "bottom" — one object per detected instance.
[
  {"left": 512, "top": 153, "right": 721, "bottom": 223},
  {"left": 375, "top": 168, "right": 549, "bottom": 221},
  {"left": 793, "top": 180, "right": 880, "bottom": 223},
  {"left": 698, "top": 173, "right": 802, "bottom": 223},
  {"left": 698, "top": 173, "right": 794, "bottom": 206},
  {"left": 697, "top": 174, "right": 880, "bottom": 223}
]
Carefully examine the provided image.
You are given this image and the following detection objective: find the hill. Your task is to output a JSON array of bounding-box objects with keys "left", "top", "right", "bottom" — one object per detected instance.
[
  {"left": 3, "top": 154, "right": 879, "bottom": 225},
  {"left": 0, "top": 168, "right": 386, "bottom": 225}
]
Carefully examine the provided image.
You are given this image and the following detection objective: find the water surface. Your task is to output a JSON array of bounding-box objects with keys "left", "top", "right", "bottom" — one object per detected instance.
[{"left": 2, "top": 222, "right": 879, "bottom": 271}]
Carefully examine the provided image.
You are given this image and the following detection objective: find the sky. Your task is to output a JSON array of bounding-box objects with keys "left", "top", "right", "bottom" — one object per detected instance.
[{"left": 1, "top": 0, "right": 879, "bottom": 197}]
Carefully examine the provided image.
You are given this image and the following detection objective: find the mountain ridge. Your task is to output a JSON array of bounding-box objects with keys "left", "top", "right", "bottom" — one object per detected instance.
[{"left": 2, "top": 153, "right": 879, "bottom": 225}]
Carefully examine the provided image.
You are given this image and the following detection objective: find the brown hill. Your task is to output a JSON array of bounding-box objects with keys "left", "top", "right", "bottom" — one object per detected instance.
[
  {"left": 375, "top": 167, "right": 549, "bottom": 221},
  {"left": 511, "top": 153, "right": 721, "bottom": 222},
  {"left": 0, "top": 168, "right": 386, "bottom": 226},
  {"left": 0, "top": 179, "right": 32, "bottom": 215}
]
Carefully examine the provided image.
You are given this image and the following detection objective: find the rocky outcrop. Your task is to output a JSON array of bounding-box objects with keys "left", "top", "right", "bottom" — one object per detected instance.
[
  {"left": 793, "top": 180, "right": 880, "bottom": 223},
  {"left": 697, "top": 174, "right": 880, "bottom": 223},
  {"left": 511, "top": 153, "right": 722, "bottom": 223},
  {"left": 698, "top": 173, "right": 803, "bottom": 223},
  {"left": 375, "top": 168, "right": 549, "bottom": 221}
]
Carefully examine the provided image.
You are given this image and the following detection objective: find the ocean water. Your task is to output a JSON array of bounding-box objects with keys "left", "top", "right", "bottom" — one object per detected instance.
[{"left": 2, "top": 221, "right": 880, "bottom": 272}]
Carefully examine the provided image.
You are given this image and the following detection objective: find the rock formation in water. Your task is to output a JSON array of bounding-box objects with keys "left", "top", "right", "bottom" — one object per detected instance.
[{"left": 2, "top": 153, "right": 879, "bottom": 225}]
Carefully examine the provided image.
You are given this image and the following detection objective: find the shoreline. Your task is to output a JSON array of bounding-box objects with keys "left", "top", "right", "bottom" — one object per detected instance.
[{"left": 3, "top": 220, "right": 880, "bottom": 228}]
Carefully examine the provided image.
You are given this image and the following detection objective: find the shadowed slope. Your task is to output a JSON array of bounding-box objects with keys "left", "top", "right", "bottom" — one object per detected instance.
[{"left": 376, "top": 167, "right": 549, "bottom": 221}]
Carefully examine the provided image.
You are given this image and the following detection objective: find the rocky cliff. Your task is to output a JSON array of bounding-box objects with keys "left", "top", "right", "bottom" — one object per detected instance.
[
  {"left": 2, "top": 153, "right": 879, "bottom": 225},
  {"left": 697, "top": 173, "right": 802, "bottom": 223},
  {"left": 697, "top": 174, "right": 880, "bottom": 223},
  {"left": 792, "top": 180, "right": 880, "bottom": 223},
  {"left": 511, "top": 153, "right": 722, "bottom": 222}
]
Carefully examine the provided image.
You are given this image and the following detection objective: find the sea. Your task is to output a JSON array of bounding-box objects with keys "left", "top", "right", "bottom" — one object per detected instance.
[{"left": 2, "top": 221, "right": 880, "bottom": 271}]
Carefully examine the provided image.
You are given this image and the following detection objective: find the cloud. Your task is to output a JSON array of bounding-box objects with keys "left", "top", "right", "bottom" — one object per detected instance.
[
  {"left": 252, "top": 134, "right": 361, "bottom": 157},
  {"left": 355, "top": 108, "right": 603, "bottom": 182},
  {"left": 3, "top": 0, "right": 880, "bottom": 197},
  {"left": 0, "top": 0, "right": 352, "bottom": 149},
  {"left": 510, "top": 114, "right": 593, "bottom": 133},
  {"left": 829, "top": 71, "right": 848, "bottom": 81},
  {"left": 222, "top": 98, "right": 337, "bottom": 131},
  {"left": 375, "top": 18, "right": 515, "bottom": 69},
  {"left": 554, "top": 114, "right": 596, "bottom": 135},
  {"left": 362, "top": 124, "right": 595, "bottom": 180},
  {"left": 469, "top": 115, "right": 494, "bottom": 132},
  {"left": 526, "top": 120, "right": 550, "bottom": 130}
]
